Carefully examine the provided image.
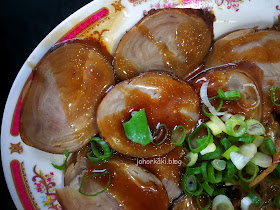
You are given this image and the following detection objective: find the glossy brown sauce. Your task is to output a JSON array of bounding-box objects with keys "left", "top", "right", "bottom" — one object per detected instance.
[
  {"left": 141, "top": 146, "right": 185, "bottom": 184},
  {"left": 98, "top": 72, "right": 200, "bottom": 157},
  {"left": 82, "top": 156, "right": 169, "bottom": 210}
]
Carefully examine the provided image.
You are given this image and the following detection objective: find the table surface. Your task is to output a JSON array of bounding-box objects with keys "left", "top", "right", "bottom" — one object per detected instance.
[{"left": 0, "top": 1, "right": 92, "bottom": 209}]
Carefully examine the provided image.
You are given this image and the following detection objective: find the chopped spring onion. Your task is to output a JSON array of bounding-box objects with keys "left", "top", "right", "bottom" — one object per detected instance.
[
  {"left": 200, "top": 81, "right": 226, "bottom": 116},
  {"left": 186, "top": 166, "right": 202, "bottom": 175},
  {"left": 218, "top": 89, "right": 241, "bottom": 100},
  {"left": 253, "top": 136, "right": 264, "bottom": 147},
  {"left": 201, "top": 182, "right": 214, "bottom": 196},
  {"left": 123, "top": 108, "right": 153, "bottom": 146},
  {"left": 273, "top": 163, "right": 280, "bottom": 179},
  {"left": 228, "top": 135, "right": 254, "bottom": 144},
  {"left": 79, "top": 171, "right": 111, "bottom": 196},
  {"left": 87, "top": 137, "right": 112, "bottom": 163},
  {"left": 206, "top": 115, "right": 226, "bottom": 135},
  {"left": 250, "top": 152, "right": 272, "bottom": 168},
  {"left": 223, "top": 145, "right": 240, "bottom": 160},
  {"left": 188, "top": 123, "right": 212, "bottom": 153},
  {"left": 259, "top": 142, "right": 270, "bottom": 155},
  {"left": 181, "top": 174, "right": 203, "bottom": 196},
  {"left": 51, "top": 149, "right": 70, "bottom": 171},
  {"left": 270, "top": 86, "right": 280, "bottom": 106},
  {"left": 274, "top": 194, "right": 280, "bottom": 208},
  {"left": 224, "top": 160, "right": 237, "bottom": 179},
  {"left": 212, "top": 195, "right": 234, "bottom": 210},
  {"left": 186, "top": 152, "right": 199, "bottom": 167},
  {"left": 201, "top": 162, "right": 208, "bottom": 181},
  {"left": 263, "top": 138, "right": 277, "bottom": 154},
  {"left": 200, "top": 143, "right": 216, "bottom": 155},
  {"left": 247, "top": 192, "right": 260, "bottom": 206},
  {"left": 230, "top": 152, "right": 250, "bottom": 170},
  {"left": 233, "top": 114, "right": 246, "bottom": 121},
  {"left": 211, "top": 159, "right": 226, "bottom": 171},
  {"left": 221, "top": 113, "right": 233, "bottom": 122},
  {"left": 196, "top": 193, "right": 211, "bottom": 210},
  {"left": 151, "top": 123, "right": 168, "bottom": 145},
  {"left": 239, "top": 143, "right": 257, "bottom": 159},
  {"left": 240, "top": 196, "right": 254, "bottom": 210},
  {"left": 220, "top": 137, "right": 231, "bottom": 150},
  {"left": 242, "top": 84, "right": 260, "bottom": 110},
  {"left": 245, "top": 161, "right": 259, "bottom": 176},
  {"left": 202, "top": 95, "right": 224, "bottom": 117},
  {"left": 225, "top": 117, "right": 247, "bottom": 137},
  {"left": 238, "top": 162, "right": 259, "bottom": 183},
  {"left": 170, "top": 125, "right": 186, "bottom": 146},
  {"left": 201, "top": 147, "right": 221, "bottom": 160},
  {"left": 245, "top": 119, "right": 265, "bottom": 136},
  {"left": 208, "top": 163, "right": 223, "bottom": 184}
]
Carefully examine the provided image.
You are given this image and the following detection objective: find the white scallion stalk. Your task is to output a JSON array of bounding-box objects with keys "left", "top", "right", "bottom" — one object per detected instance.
[
  {"left": 200, "top": 143, "right": 216, "bottom": 155},
  {"left": 241, "top": 197, "right": 253, "bottom": 210},
  {"left": 212, "top": 195, "right": 234, "bottom": 210},
  {"left": 250, "top": 152, "right": 272, "bottom": 168},
  {"left": 200, "top": 81, "right": 226, "bottom": 116},
  {"left": 221, "top": 113, "right": 232, "bottom": 122},
  {"left": 240, "top": 84, "right": 260, "bottom": 110},
  {"left": 206, "top": 115, "right": 226, "bottom": 135},
  {"left": 253, "top": 136, "right": 264, "bottom": 147},
  {"left": 239, "top": 143, "right": 257, "bottom": 159},
  {"left": 186, "top": 152, "right": 198, "bottom": 167},
  {"left": 233, "top": 114, "right": 246, "bottom": 121},
  {"left": 230, "top": 152, "right": 250, "bottom": 170}
]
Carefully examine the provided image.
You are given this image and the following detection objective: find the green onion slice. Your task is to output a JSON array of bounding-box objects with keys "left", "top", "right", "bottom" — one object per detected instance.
[
  {"left": 245, "top": 119, "right": 265, "bottom": 136},
  {"left": 186, "top": 166, "right": 202, "bottom": 175},
  {"left": 151, "top": 123, "right": 168, "bottom": 145},
  {"left": 263, "top": 138, "right": 277, "bottom": 155},
  {"left": 51, "top": 149, "right": 70, "bottom": 171},
  {"left": 224, "top": 160, "right": 237, "bottom": 179},
  {"left": 248, "top": 192, "right": 261, "bottom": 206},
  {"left": 202, "top": 95, "right": 224, "bottom": 117},
  {"left": 238, "top": 162, "right": 259, "bottom": 183},
  {"left": 274, "top": 194, "right": 280, "bottom": 208},
  {"left": 201, "top": 162, "right": 208, "bottom": 182},
  {"left": 182, "top": 174, "right": 203, "bottom": 196},
  {"left": 201, "top": 147, "right": 221, "bottom": 161},
  {"left": 222, "top": 145, "right": 240, "bottom": 160},
  {"left": 218, "top": 89, "right": 241, "bottom": 100},
  {"left": 220, "top": 137, "right": 231, "bottom": 150},
  {"left": 211, "top": 159, "right": 226, "bottom": 171},
  {"left": 225, "top": 117, "right": 247, "bottom": 137},
  {"left": 201, "top": 182, "right": 214, "bottom": 196},
  {"left": 212, "top": 195, "right": 234, "bottom": 210},
  {"left": 186, "top": 152, "right": 199, "bottom": 167},
  {"left": 188, "top": 123, "right": 212, "bottom": 153},
  {"left": 123, "top": 108, "right": 153, "bottom": 146},
  {"left": 87, "top": 137, "right": 112, "bottom": 163},
  {"left": 79, "top": 171, "right": 111, "bottom": 196},
  {"left": 228, "top": 135, "right": 254, "bottom": 144},
  {"left": 270, "top": 86, "right": 280, "bottom": 106},
  {"left": 196, "top": 193, "right": 211, "bottom": 210},
  {"left": 170, "top": 125, "right": 186, "bottom": 146},
  {"left": 208, "top": 163, "right": 223, "bottom": 184},
  {"left": 273, "top": 163, "right": 280, "bottom": 179}
]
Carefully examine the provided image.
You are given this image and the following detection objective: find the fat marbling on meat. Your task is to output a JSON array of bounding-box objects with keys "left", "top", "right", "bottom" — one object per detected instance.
[
  {"left": 114, "top": 8, "right": 213, "bottom": 80},
  {"left": 19, "top": 39, "right": 115, "bottom": 153}
]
